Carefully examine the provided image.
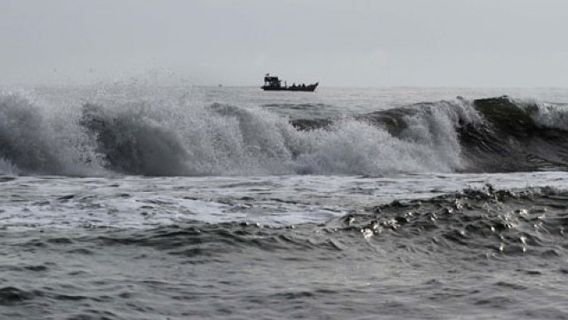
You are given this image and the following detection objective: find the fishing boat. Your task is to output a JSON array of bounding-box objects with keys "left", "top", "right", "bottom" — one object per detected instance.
[{"left": 261, "top": 74, "right": 318, "bottom": 92}]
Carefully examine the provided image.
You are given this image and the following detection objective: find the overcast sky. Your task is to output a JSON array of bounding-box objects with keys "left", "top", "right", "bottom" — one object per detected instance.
[{"left": 1, "top": 0, "right": 567, "bottom": 87}]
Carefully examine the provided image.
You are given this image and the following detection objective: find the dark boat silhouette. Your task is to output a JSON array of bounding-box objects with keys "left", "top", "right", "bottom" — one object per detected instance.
[{"left": 261, "top": 74, "right": 318, "bottom": 92}]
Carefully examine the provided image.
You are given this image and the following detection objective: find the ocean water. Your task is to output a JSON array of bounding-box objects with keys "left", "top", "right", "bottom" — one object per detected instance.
[{"left": 2, "top": 85, "right": 568, "bottom": 319}]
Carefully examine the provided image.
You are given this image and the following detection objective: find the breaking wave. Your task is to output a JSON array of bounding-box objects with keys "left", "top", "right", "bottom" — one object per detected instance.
[
  {"left": 0, "top": 94, "right": 101, "bottom": 175},
  {"left": 1, "top": 92, "right": 568, "bottom": 176}
]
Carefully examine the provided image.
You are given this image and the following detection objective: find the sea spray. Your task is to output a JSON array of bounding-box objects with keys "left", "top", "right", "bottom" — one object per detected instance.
[
  {"left": 80, "top": 99, "right": 470, "bottom": 176},
  {"left": 3, "top": 91, "right": 568, "bottom": 176}
]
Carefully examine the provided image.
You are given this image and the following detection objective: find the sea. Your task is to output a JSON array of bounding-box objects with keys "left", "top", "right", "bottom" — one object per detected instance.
[{"left": 2, "top": 83, "right": 568, "bottom": 319}]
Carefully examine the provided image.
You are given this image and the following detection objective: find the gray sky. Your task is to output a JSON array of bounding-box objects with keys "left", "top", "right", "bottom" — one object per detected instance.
[{"left": 1, "top": 0, "right": 567, "bottom": 87}]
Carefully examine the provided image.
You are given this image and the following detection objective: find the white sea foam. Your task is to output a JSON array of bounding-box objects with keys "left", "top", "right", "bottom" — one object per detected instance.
[
  {"left": 0, "top": 90, "right": 482, "bottom": 176},
  {"left": 530, "top": 101, "right": 568, "bottom": 130},
  {"left": 3, "top": 86, "right": 568, "bottom": 177}
]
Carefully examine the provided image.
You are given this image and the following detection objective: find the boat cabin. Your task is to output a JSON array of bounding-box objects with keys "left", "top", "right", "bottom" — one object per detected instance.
[{"left": 264, "top": 74, "right": 282, "bottom": 89}]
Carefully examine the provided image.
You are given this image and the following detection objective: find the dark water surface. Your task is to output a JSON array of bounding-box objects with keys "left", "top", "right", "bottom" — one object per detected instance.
[{"left": 2, "top": 184, "right": 568, "bottom": 319}]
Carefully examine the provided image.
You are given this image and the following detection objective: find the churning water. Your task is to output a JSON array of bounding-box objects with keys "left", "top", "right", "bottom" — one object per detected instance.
[{"left": 2, "top": 85, "right": 568, "bottom": 319}]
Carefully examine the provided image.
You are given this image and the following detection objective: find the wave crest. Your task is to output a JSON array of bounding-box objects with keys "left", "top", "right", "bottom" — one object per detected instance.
[
  {"left": 77, "top": 99, "right": 466, "bottom": 176},
  {"left": 3, "top": 92, "right": 568, "bottom": 176}
]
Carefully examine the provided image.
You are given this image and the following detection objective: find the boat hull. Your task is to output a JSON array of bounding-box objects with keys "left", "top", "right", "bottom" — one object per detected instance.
[{"left": 261, "top": 83, "right": 318, "bottom": 92}]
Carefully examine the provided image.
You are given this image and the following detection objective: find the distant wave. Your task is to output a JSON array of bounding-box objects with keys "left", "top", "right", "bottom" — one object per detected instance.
[{"left": 2, "top": 93, "right": 568, "bottom": 176}]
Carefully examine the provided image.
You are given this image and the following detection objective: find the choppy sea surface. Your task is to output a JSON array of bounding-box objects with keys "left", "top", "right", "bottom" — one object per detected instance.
[{"left": 2, "top": 84, "right": 568, "bottom": 319}]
